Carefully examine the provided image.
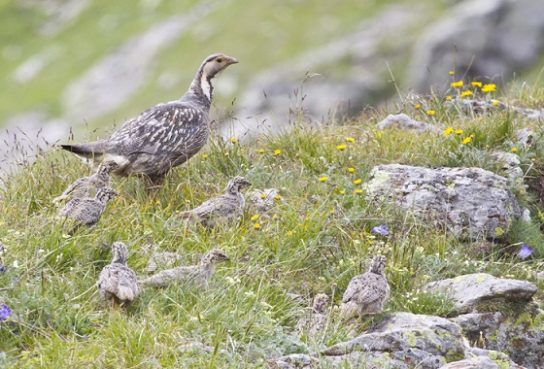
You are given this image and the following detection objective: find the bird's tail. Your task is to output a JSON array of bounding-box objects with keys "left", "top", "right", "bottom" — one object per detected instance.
[
  {"left": 60, "top": 140, "right": 108, "bottom": 158},
  {"left": 117, "top": 284, "right": 138, "bottom": 302}
]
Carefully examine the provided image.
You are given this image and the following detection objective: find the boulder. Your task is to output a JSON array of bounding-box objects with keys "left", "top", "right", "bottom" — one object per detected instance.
[
  {"left": 452, "top": 312, "right": 544, "bottom": 369},
  {"left": 410, "top": 0, "right": 544, "bottom": 91},
  {"left": 425, "top": 273, "right": 537, "bottom": 314},
  {"left": 365, "top": 164, "right": 522, "bottom": 239}
]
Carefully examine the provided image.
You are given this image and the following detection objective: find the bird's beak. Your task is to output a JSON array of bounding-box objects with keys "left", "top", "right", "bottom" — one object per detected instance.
[{"left": 226, "top": 56, "right": 238, "bottom": 65}]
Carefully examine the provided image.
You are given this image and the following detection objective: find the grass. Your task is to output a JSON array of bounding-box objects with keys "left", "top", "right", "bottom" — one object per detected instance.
[{"left": 1, "top": 84, "right": 544, "bottom": 368}]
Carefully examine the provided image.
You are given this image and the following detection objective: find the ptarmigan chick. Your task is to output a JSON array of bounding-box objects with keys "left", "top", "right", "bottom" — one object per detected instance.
[
  {"left": 176, "top": 176, "right": 251, "bottom": 227},
  {"left": 61, "top": 53, "right": 238, "bottom": 186},
  {"left": 296, "top": 293, "right": 330, "bottom": 338},
  {"left": 340, "top": 255, "right": 390, "bottom": 320},
  {"left": 140, "top": 249, "right": 229, "bottom": 288},
  {"left": 145, "top": 251, "right": 184, "bottom": 273},
  {"left": 53, "top": 160, "right": 118, "bottom": 204},
  {"left": 60, "top": 187, "right": 117, "bottom": 228},
  {"left": 97, "top": 242, "right": 139, "bottom": 306}
]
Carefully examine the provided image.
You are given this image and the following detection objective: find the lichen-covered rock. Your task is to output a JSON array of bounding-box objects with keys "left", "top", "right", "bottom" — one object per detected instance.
[
  {"left": 377, "top": 113, "right": 441, "bottom": 133},
  {"left": 452, "top": 312, "right": 544, "bottom": 369},
  {"left": 365, "top": 164, "right": 522, "bottom": 239},
  {"left": 439, "top": 354, "right": 526, "bottom": 369},
  {"left": 425, "top": 273, "right": 536, "bottom": 314}
]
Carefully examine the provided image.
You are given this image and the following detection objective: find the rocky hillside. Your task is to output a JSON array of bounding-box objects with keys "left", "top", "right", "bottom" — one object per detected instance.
[
  {"left": 2, "top": 0, "right": 544, "bottom": 175},
  {"left": 0, "top": 81, "right": 543, "bottom": 368}
]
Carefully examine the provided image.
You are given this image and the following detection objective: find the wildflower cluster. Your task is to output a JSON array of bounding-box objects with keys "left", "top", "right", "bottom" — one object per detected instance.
[
  {"left": 448, "top": 72, "right": 499, "bottom": 105},
  {"left": 443, "top": 127, "right": 474, "bottom": 145}
]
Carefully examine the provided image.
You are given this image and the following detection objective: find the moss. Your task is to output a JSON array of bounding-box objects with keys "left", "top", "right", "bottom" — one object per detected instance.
[{"left": 405, "top": 331, "right": 418, "bottom": 347}]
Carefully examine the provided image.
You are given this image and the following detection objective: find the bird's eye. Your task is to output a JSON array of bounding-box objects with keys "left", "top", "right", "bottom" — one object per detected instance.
[{"left": 216, "top": 58, "right": 223, "bottom": 63}]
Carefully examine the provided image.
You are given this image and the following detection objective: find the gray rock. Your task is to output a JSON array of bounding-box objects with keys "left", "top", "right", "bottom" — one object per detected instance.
[
  {"left": 247, "top": 188, "right": 281, "bottom": 213},
  {"left": 452, "top": 312, "right": 544, "bottom": 369},
  {"left": 439, "top": 353, "right": 525, "bottom": 369},
  {"left": 376, "top": 113, "right": 441, "bottom": 133},
  {"left": 425, "top": 273, "right": 536, "bottom": 314},
  {"left": 490, "top": 151, "right": 523, "bottom": 181},
  {"left": 321, "top": 313, "right": 465, "bottom": 368},
  {"left": 365, "top": 164, "right": 522, "bottom": 239},
  {"left": 410, "top": 0, "right": 544, "bottom": 91}
]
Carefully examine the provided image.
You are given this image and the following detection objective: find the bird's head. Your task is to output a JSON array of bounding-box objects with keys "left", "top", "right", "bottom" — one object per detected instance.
[
  {"left": 369, "top": 255, "right": 387, "bottom": 275},
  {"left": 202, "top": 249, "right": 230, "bottom": 264},
  {"left": 225, "top": 176, "right": 251, "bottom": 194},
  {"left": 111, "top": 241, "right": 129, "bottom": 265},
  {"left": 312, "top": 293, "right": 330, "bottom": 314},
  {"left": 200, "top": 53, "right": 238, "bottom": 79}
]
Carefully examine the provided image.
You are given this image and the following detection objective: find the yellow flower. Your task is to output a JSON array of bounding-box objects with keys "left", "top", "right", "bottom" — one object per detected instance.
[
  {"left": 511, "top": 147, "right": 518, "bottom": 153},
  {"left": 253, "top": 223, "right": 261, "bottom": 230},
  {"left": 274, "top": 194, "right": 282, "bottom": 201},
  {"left": 202, "top": 153, "right": 209, "bottom": 159},
  {"left": 336, "top": 144, "right": 347, "bottom": 151},
  {"left": 462, "top": 136, "right": 472, "bottom": 145},
  {"left": 319, "top": 176, "right": 328, "bottom": 182},
  {"left": 229, "top": 137, "right": 238, "bottom": 144},
  {"left": 454, "top": 129, "right": 464, "bottom": 135},
  {"left": 443, "top": 127, "right": 454, "bottom": 136},
  {"left": 471, "top": 81, "right": 482, "bottom": 88},
  {"left": 260, "top": 193, "right": 267, "bottom": 199},
  {"left": 224, "top": 152, "right": 229, "bottom": 157},
  {"left": 336, "top": 188, "right": 346, "bottom": 195},
  {"left": 286, "top": 230, "right": 294, "bottom": 236},
  {"left": 347, "top": 167, "right": 356, "bottom": 173},
  {"left": 445, "top": 95, "right": 453, "bottom": 101},
  {"left": 451, "top": 80, "right": 464, "bottom": 88},
  {"left": 414, "top": 103, "right": 422, "bottom": 110},
  {"left": 354, "top": 188, "right": 363, "bottom": 194},
  {"left": 345, "top": 137, "right": 356, "bottom": 143},
  {"left": 448, "top": 70, "right": 455, "bottom": 76},
  {"left": 353, "top": 178, "right": 362, "bottom": 185},
  {"left": 375, "top": 131, "right": 383, "bottom": 139},
  {"left": 273, "top": 149, "right": 282, "bottom": 156},
  {"left": 426, "top": 109, "right": 436, "bottom": 116},
  {"left": 491, "top": 99, "right": 500, "bottom": 107},
  {"left": 481, "top": 83, "right": 496, "bottom": 93},
  {"left": 460, "top": 90, "right": 473, "bottom": 98},
  {"left": 250, "top": 214, "right": 260, "bottom": 222},
  {"left": 257, "top": 148, "right": 265, "bottom": 154}
]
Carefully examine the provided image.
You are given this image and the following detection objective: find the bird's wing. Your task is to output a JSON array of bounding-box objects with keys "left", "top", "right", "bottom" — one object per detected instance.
[
  {"left": 193, "top": 195, "right": 238, "bottom": 219},
  {"left": 59, "top": 177, "right": 89, "bottom": 198},
  {"left": 342, "top": 273, "right": 386, "bottom": 304},
  {"left": 107, "top": 102, "right": 206, "bottom": 156}
]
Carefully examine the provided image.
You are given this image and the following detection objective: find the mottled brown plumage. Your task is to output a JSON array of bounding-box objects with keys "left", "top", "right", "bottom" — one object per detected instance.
[
  {"left": 60, "top": 53, "right": 238, "bottom": 186},
  {"left": 97, "top": 242, "right": 139, "bottom": 306},
  {"left": 139, "top": 249, "right": 229, "bottom": 288},
  {"left": 176, "top": 176, "right": 251, "bottom": 227},
  {"left": 340, "top": 255, "right": 390, "bottom": 320},
  {"left": 59, "top": 187, "right": 117, "bottom": 228},
  {"left": 53, "top": 160, "right": 118, "bottom": 204},
  {"left": 145, "top": 251, "right": 184, "bottom": 273}
]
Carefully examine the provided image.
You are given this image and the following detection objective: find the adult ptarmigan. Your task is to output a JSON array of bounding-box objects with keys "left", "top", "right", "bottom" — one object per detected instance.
[
  {"left": 176, "top": 176, "right": 250, "bottom": 227},
  {"left": 140, "top": 249, "right": 229, "bottom": 288},
  {"left": 61, "top": 53, "right": 238, "bottom": 186},
  {"left": 97, "top": 242, "right": 139, "bottom": 306},
  {"left": 53, "top": 160, "right": 118, "bottom": 204},
  {"left": 340, "top": 255, "right": 390, "bottom": 320}
]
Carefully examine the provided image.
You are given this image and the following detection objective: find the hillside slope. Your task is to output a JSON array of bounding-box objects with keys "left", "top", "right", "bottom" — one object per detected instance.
[{"left": 1, "top": 83, "right": 544, "bottom": 368}]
